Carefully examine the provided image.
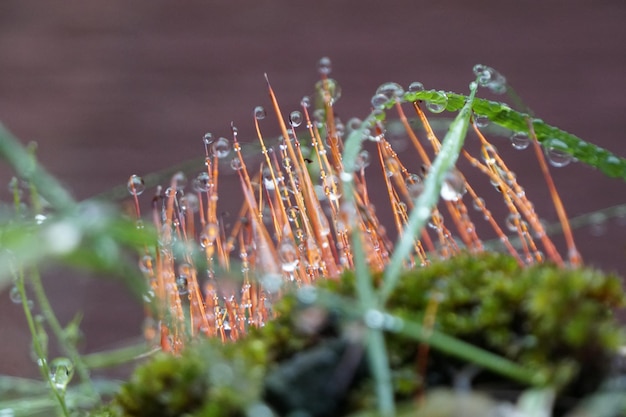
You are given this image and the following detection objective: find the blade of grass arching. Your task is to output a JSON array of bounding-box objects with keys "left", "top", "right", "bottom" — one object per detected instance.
[
  {"left": 343, "top": 113, "right": 395, "bottom": 416},
  {"left": 352, "top": 231, "right": 395, "bottom": 417},
  {"left": 0, "top": 123, "right": 76, "bottom": 212},
  {"left": 379, "top": 82, "right": 478, "bottom": 305},
  {"left": 403, "top": 91, "right": 626, "bottom": 181}
]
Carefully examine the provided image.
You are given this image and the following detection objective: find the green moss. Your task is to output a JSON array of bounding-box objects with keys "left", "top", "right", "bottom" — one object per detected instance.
[
  {"left": 110, "top": 252, "right": 625, "bottom": 416},
  {"left": 114, "top": 339, "right": 268, "bottom": 417}
]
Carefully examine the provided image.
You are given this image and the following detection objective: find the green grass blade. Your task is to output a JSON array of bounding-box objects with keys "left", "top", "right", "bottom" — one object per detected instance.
[
  {"left": 0, "top": 123, "right": 77, "bottom": 212},
  {"left": 402, "top": 91, "right": 626, "bottom": 180},
  {"left": 343, "top": 113, "right": 396, "bottom": 416}
]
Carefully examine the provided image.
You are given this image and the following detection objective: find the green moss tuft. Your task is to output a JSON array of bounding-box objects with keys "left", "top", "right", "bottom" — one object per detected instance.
[
  {"left": 114, "top": 339, "right": 268, "bottom": 417},
  {"left": 110, "top": 252, "right": 625, "bottom": 416}
]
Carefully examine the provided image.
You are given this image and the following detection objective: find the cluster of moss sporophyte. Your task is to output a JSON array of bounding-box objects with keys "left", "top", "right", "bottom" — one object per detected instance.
[
  {"left": 110, "top": 58, "right": 626, "bottom": 416},
  {"left": 126, "top": 60, "right": 626, "bottom": 355}
]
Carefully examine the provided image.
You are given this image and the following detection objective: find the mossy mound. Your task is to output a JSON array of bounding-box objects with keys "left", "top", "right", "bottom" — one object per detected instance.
[
  {"left": 106, "top": 252, "right": 625, "bottom": 417},
  {"left": 113, "top": 338, "right": 268, "bottom": 417}
]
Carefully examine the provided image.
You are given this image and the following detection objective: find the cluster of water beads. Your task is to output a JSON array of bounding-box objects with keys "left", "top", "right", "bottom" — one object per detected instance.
[
  {"left": 508, "top": 130, "right": 575, "bottom": 168},
  {"left": 473, "top": 64, "right": 507, "bottom": 94},
  {"left": 126, "top": 61, "right": 583, "bottom": 351}
]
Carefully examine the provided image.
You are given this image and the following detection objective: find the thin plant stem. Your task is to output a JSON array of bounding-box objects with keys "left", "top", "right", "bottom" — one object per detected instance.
[
  {"left": 15, "top": 270, "right": 70, "bottom": 417},
  {"left": 29, "top": 269, "right": 98, "bottom": 400}
]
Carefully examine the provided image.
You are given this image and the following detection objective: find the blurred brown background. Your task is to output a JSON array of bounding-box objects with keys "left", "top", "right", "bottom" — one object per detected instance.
[{"left": 1, "top": 1, "right": 625, "bottom": 377}]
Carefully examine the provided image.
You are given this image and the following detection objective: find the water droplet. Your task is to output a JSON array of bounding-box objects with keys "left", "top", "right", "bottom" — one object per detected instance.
[
  {"left": 300, "top": 96, "right": 311, "bottom": 108},
  {"left": 286, "top": 206, "right": 300, "bottom": 223},
  {"left": 376, "top": 82, "right": 404, "bottom": 100},
  {"left": 278, "top": 238, "right": 299, "bottom": 272},
  {"left": 212, "top": 137, "right": 231, "bottom": 159},
  {"left": 346, "top": 117, "right": 362, "bottom": 132},
  {"left": 370, "top": 93, "right": 389, "bottom": 109},
  {"left": 323, "top": 175, "right": 342, "bottom": 201},
  {"left": 49, "top": 357, "right": 74, "bottom": 391},
  {"left": 407, "top": 182, "right": 424, "bottom": 199},
  {"left": 408, "top": 81, "right": 424, "bottom": 93},
  {"left": 425, "top": 91, "right": 448, "bottom": 113},
  {"left": 364, "top": 309, "right": 385, "bottom": 329},
  {"left": 179, "top": 194, "right": 199, "bottom": 213},
  {"left": 543, "top": 138, "right": 572, "bottom": 167},
  {"left": 482, "top": 144, "right": 498, "bottom": 165},
  {"left": 474, "top": 114, "right": 489, "bottom": 128},
  {"left": 203, "top": 132, "right": 214, "bottom": 145},
  {"left": 472, "top": 197, "right": 485, "bottom": 211},
  {"left": 9, "top": 286, "right": 22, "bottom": 304},
  {"left": 175, "top": 263, "right": 190, "bottom": 279},
  {"left": 172, "top": 172, "right": 187, "bottom": 191},
  {"left": 505, "top": 213, "right": 521, "bottom": 232},
  {"left": 230, "top": 156, "right": 243, "bottom": 171},
  {"left": 385, "top": 158, "right": 400, "bottom": 177},
  {"left": 340, "top": 171, "right": 353, "bottom": 182},
  {"left": 176, "top": 275, "right": 189, "bottom": 295},
  {"left": 355, "top": 150, "right": 371, "bottom": 170},
  {"left": 127, "top": 175, "right": 145, "bottom": 196},
  {"left": 510, "top": 131, "right": 530, "bottom": 150},
  {"left": 139, "top": 255, "right": 154, "bottom": 273},
  {"left": 428, "top": 212, "right": 443, "bottom": 230},
  {"left": 472, "top": 64, "right": 507, "bottom": 94},
  {"left": 289, "top": 111, "right": 303, "bottom": 127},
  {"left": 254, "top": 106, "right": 266, "bottom": 120},
  {"left": 193, "top": 172, "right": 211, "bottom": 192},
  {"left": 440, "top": 168, "right": 466, "bottom": 201},
  {"left": 317, "top": 57, "right": 332, "bottom": 75},
  {"left": 164, "top": 187, "right": 177, "bottom": 198},
  {"left": 201, "top": 222, "right": 219, "bottom": 248}
]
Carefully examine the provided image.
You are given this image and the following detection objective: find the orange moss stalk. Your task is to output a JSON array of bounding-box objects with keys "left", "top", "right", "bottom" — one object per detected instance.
[{"left": 127, "top": 59, "right": 581, "bottom": 353}]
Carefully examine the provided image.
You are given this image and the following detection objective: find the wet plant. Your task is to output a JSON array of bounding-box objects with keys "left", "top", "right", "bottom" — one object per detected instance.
[{"left": 1, "top": 59, "right": 626, "bottom": 416}]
